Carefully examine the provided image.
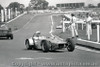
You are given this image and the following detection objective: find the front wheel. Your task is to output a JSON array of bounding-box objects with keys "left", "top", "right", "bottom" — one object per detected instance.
[
  {"left": 66, "top": 38, "right": 75, "bottom": 52},
  {"left": 41, "top": 40, "right": 49, "bottom": 52},
  {"left": 25, "top": 39, "right": 33, "bottom": 50},
  {"left": 10, "top": 35, "right": 13, "bottom": 40}
]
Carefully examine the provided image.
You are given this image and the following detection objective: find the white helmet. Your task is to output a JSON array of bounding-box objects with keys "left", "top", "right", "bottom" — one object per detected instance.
[{"left": 36, "top": 31, "right": 41, "bottom": 34}]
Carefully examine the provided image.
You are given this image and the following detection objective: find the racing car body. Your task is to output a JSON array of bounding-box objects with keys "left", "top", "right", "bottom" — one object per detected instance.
[
  {"left": 0, "top": 24, "right": 13, "bottom": 39},
  {"left": 25, "top": 33, "right": 75, "bottom": 52}
]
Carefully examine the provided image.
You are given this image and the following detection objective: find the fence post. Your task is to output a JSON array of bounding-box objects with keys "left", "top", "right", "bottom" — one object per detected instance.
[
  {"left": 8, "top": 9, "right": 11, "bottom": 20},
  {"left": 82, "top": 23, "right": 84, "bottom": 30},
  {"left": 1, "top": 9, "right": 4, "bottom": 22},
  {"left": 11, "top": 8, "right": 13, "bottom": 19},
  {"left": 4, "top": 8, "right": 7, "bottom": 22},
  {"left": 63, "top": 21, "right": 65, "bottom": 32},
  {"left": 76, "top": 23, "right": 78, "bottom": 30},
  {"left": 87, "top": 24, "right": 91, "bottom": 40},
  {"left": 15, "top": 8, "right": 17, "bottom": 17},
  {"left": 97, "top": 23, "right": 100, "bottom": 42}
]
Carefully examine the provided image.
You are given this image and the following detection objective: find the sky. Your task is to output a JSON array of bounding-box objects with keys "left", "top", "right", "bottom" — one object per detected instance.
[{"left": 0, "top": 0, "right": 100, "bottom": 7}]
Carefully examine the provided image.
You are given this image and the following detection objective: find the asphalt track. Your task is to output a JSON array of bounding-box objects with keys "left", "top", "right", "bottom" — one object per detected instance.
[{"left": 0, "top": 13, "right": 100, "bottom": 67}]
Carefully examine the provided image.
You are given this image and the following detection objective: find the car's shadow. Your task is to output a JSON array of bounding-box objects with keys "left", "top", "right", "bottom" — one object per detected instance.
[
  {"left": 23, "top": 48, "right": 67, "bottom": 53},
  {"left": 49, "top": 50, "right": 66, "bottom": 53}
]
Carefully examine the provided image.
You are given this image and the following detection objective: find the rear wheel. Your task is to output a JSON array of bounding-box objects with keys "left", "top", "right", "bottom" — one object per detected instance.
[
  {"left": 66, "top": 38, "right": 75, "bottom": 52},
  {"left": 41, "top": 40, "right": 49, "bottom": 52},
  {"left": 25, "top": 40, "right": 33, "bottom": 50}
]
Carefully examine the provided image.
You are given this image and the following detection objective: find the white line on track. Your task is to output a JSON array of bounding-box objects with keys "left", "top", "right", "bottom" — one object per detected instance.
[
  {"left": 16, "top": 57, "right": 52, "bottom": 60},
  {"left": 13, "top": 14, "right": 37, "bottom": 33},
  {"left": 13, "top": 14, "right": 48, "bottom": 33},
  {"left": 77, "top": 38, "right": 100, "bottom": 44},
  {"left": 50, "top": 15, "right": 100, "bottom": 54}
]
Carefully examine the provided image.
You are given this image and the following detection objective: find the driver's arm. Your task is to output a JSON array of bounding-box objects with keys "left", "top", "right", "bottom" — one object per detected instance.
[{"left": 33, "top": 33, "right": 41, "bottom": 39}]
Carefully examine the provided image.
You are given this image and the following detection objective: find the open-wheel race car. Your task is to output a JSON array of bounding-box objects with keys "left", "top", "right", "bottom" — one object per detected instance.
[{"left": 25, "top": 31, "right": 76, "bottom": 52}]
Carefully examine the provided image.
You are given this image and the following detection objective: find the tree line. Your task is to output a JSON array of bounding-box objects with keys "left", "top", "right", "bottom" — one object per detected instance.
[
  {"left": 0, "top": 0, "right": 49, "bottom": 13},
  {"left": 1, "top": 0, "right": 100, "bottom": 12},
  {"left": 29, "top": 0, "right": 49, "bottom": 10},
  {"left": 0, "top": 2, "right": 25, "bottom": 13}
]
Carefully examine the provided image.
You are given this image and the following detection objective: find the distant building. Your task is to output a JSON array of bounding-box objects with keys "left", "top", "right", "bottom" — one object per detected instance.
[{"left": 56, "top": 2, "right": 85, "bottom": 8}]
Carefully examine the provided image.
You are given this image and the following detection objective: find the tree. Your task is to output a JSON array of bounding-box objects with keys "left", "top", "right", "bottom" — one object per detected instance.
[
  {"left": 7, "top": 2, "right": 20, "bottom": 11},
  {"left": 29, "top": 0, "right": 49, "bottom": 10},
  {"left": 7, "top": 2, "right": 25, "bottom": 13},
  {"left": 88, "top": 4, "right": 95, "bottom": 8},
  {"left": 42, "top": 1, "right": 49, "bottom": 9},
  {"left": 19, "top": 4, "right": 25, "bottom": 13},
  {"left": 48, "top": 6, "right": 58, "bottom": 10}
]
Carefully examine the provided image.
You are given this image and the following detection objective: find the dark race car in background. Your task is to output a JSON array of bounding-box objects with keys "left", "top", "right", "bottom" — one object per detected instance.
[{"left": 0, "top": 24, "right": 13, "bottom": 40}]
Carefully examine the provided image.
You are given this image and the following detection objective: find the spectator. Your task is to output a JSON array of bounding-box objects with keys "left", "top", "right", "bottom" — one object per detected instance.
[
  {"left": 85, "top": 13, "right": 93, "bottom": 40},
  {"left": 70, "top": 13, "right": 78, "bottom": 38}
]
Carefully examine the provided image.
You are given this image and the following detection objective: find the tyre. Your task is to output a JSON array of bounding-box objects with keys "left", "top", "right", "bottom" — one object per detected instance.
[
  {"left": 7, "top": 36, "right": 9, "bottom": 39},
  {"left": 10, "top": 35, "right": 13, "bottom": 40},
  {"left": 7, "top": 35, "right": 13, "bottom": 40},
  {"left": 66, "top": 38, "right": 75, "bottom": 52},
  {"left": 41, "top": 40, "right": 49, "bottom": 52},
  {"left": 25, "top": 39, "right": 33, "bottom": 50}
]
